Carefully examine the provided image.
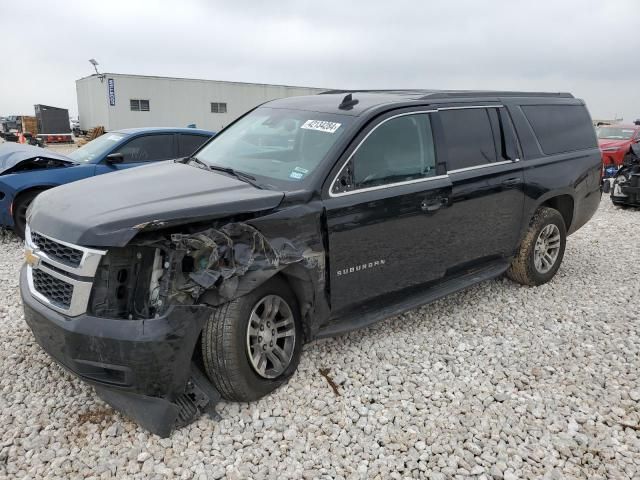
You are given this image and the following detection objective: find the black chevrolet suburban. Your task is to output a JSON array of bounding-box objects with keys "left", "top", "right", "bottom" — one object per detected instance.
[{"left": 21, "top": 90, "right": 602, "bottom": 436}]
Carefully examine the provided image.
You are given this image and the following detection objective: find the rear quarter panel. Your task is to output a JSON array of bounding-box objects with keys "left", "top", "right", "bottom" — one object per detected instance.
[{"left": 507, "top": 101, "right": 602, "bottom": 236}]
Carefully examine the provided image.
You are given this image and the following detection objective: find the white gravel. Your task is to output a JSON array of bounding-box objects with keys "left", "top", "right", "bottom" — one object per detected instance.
[{"left": 1, "top": 199, "right": 639, "bottom": 479}]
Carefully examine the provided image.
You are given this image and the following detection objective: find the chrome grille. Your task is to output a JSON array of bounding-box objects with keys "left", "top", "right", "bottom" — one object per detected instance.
[
  {"left": 25, "top": 226, "right": 106, "bottom": 317},
  {"left": 32, "top": 269, "right": 74, "bottom": 308},
  {"left": 31, "top": 231, "right": 83, "bottom": 267}
]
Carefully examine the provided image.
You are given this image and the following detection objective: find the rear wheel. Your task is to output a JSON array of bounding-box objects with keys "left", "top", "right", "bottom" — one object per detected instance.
[
  {"left": 13, "top": 190, "right": 43, "bottom": 240},
  {"left": 507, "top": 207, "right": 567, "bottom": 286},
  {"left": 201, "top": 277, "right": 303, "bottom": 402}
]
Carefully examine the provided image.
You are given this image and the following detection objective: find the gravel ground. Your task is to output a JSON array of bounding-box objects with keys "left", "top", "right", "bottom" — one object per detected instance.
[{"left": 1, "top": 199, "right": 639, "bottom": 479}]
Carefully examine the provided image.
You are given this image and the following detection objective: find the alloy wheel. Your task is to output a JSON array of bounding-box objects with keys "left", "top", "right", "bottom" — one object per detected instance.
[
  {"left": 246, "top": 295, "right": 296, "bottom": 379},
  {"left": 533, "top": 224, "right": 561, "bottom": 274}
]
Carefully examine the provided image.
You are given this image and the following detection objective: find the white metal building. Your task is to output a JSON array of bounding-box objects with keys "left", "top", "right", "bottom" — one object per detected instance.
[{"left": 76, "top": 73, "right": 325, "bottom": 132}]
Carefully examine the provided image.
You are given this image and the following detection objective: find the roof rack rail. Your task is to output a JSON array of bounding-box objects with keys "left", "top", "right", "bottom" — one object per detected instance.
[
  {"left": 319, "top": 89, "right": 574, "bottom": 99},
  {"left": 420, "top": 91, "right": 574, "bottom": 99}
]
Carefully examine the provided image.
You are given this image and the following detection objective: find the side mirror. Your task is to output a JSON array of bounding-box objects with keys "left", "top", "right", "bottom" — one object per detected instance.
[{"left": 105, "top": 153, "right": 124, "bottom": 164}]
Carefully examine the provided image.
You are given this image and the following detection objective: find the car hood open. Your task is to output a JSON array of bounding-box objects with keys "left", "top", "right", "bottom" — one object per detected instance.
[
  {"left": 27, "top": 161, "right": 285, "bottom": 247},
  {"left": 0, "top": 143, "right": 75, "bottom": 174}
]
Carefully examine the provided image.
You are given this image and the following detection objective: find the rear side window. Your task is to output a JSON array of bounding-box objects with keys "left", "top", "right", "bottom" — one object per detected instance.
[
  {"left": 178, "top": 134, "right": 209, "bottom": 157},
  {"left": 119, "top": 134, "right": 175, "bottom": 163},
  {"left": 440, "top": 108, "right": 497, "bottom": 171},
  {"left": 522, "top": 105, "right": 597, "bottom": 155}
]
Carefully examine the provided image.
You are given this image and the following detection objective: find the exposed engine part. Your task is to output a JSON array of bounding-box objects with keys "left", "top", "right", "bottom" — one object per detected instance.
[
  {"left": 88, "top": 222, "right": 324, "bottom": 320},
  {"left": 167, "top": 223, "right": 321, "bottom": 304},
  {"left": 148, "top": 248, "right": 165, "bottom": 312}
]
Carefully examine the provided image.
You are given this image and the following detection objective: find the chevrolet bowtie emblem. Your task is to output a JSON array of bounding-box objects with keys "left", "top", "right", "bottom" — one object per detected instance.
[{"left": 24, "top": 248, "right": 40, "bottom": 268}]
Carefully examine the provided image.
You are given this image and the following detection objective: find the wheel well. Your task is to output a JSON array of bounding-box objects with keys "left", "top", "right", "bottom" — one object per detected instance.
[
  {"left": 541, "top": 195, "right": 574, "bottom": 230},
  {"left": 11, "top": 186, "right": 53, "bottom": 217},
  {"left": 13, "top": 187, "right": 50, "bottom": 213},
  {"left": 277, "top": 268, "right": 316, "bottom": 342}
]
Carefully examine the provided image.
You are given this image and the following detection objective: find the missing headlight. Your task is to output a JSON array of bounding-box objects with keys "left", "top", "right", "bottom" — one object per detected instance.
[{"left": 89, "top": 246, "right": 161, "bottom": 319}]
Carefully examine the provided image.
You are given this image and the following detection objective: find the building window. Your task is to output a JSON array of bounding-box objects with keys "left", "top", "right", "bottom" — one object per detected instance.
[
  {"left": 211, "top": 102, "right": 227, "bottom": 114},
  {"left": 130, "top": 99, "right": 150, "bottom": 112}
]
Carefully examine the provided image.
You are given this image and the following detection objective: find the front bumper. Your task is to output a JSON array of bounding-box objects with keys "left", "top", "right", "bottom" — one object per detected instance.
[
  {"left": 21, "top": 266, "right": 219, "bottom": 436},
  {"left": 612, "top": 185, "right": 640, "bottom": 206}
]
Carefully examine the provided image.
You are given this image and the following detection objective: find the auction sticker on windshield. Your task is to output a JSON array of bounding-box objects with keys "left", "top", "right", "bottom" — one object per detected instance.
[{"left": 301, "top": 120, "right": 342, "bottom": 134}]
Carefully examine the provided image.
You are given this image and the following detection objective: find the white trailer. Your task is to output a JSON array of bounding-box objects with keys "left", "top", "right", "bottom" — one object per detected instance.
[{"left": 76, "top": 73, "right": 325, "bottom": 133}]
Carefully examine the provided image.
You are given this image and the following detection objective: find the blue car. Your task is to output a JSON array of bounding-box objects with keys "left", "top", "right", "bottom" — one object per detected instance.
[{"left": 0, "top": 127, "right": 214, "bottom": 238}]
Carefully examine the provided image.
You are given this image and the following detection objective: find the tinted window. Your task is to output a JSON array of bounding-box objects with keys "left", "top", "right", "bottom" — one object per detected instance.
[
  {"left": 487, "top": 107, "right": 520, "bottom": 161},
  {"left": 119, "top": 134, "right": 174, "bottom": 163},
  {"left": 440, "top": 108, "right": 497, "bottom": 171},
  {"left": 499, "top": 108, "right": 520, "bottom": 161},
  {"left": 178, "top": 134, "right": 209, "bottom": 157},
  {"left": 522, "top": 105, "right": 597, "bottom": 155},
  {"left": 348, "top": 114, "right": 436, "bottom": 190}
]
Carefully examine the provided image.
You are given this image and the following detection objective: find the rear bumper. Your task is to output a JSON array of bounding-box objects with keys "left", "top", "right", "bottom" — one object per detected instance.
[{"left": 20, "top": 265, "right": 218, "bottom": 436}]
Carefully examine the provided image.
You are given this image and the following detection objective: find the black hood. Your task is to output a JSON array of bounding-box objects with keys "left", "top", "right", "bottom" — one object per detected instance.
[{"left": 28, "top": 161, "right": 285, "bottom": 246}]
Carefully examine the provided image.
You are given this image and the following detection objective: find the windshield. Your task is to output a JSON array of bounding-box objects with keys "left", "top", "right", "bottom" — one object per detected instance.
[
  {"left": 195, "top": 107, "right": 353, "bottom": 187},
  {"left": 67, "top": 133, "right": 126, "bottom": 163},
  {"left": 596, "top": 127, "right": 636, "bottom": 140}
]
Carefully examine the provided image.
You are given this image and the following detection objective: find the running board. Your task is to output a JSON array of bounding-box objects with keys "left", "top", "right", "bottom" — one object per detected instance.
[{"left": 317, "top": 260, "right": 509, "bottom": 338}]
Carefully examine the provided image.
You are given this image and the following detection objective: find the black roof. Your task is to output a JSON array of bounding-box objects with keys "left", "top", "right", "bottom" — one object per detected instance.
[{"left": 266, "top": 89, "right": 575, "bottom": 116}]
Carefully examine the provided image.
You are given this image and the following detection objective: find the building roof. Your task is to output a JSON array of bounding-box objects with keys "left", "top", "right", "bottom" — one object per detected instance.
[{"left": 76, "top": 73, "right": 326, "bottom": 91}]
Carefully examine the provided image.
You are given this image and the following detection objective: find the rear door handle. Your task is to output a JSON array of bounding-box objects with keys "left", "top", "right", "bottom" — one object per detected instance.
[
  {"left": 502, "top": 177, "right": 520, "bottom": 187},
  {"left": 421, "top": 197, "right": 448, "bottom": 212}
]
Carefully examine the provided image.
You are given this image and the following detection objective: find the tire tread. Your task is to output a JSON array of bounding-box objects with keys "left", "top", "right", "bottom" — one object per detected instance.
[{"left": 507, "top": 207, "right": 566, "bottom": 286}]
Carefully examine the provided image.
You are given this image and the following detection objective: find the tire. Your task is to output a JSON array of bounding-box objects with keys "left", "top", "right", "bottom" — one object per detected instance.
[
  {"left": 201, "top": 276, "right": 303, "bottom": 402},
  {"left": 13, "top": 190, "right": 43, "bottom": 240},
  {"left": 506, "top": 207, "right": 567, "bottom": 286}
]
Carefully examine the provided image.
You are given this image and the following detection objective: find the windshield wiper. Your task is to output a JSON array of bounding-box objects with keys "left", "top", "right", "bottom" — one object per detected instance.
[
  {"left": 182, "top": 156, "right": 209, "bottom": 170},
  {"left": 182, "top": 157, "right": 263, "bottom": 188},
  {"left": 208, "top": 165, "right": 262, "bottom": 188}
]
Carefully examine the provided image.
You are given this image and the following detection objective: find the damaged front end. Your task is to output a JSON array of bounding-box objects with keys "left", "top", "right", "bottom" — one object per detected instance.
[
  {"left": 604, "top": 145, "right": 640, "bottom": 207},
  {"left": 23, "top": 216, "right": 326, "bottom": 436},
  {"left": 0, "top": 143, "right": 75, "bottom": 175}
]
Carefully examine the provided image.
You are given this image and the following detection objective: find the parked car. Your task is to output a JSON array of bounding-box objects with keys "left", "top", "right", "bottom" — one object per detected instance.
[
  {"left": 597, "top": 123, "right": 640, "bottom": 174},
  {"left": 602, "top": 143, "right": 640, "bottom": 207},
  {"left": 21, "top": 90, "right": 601, "bottom": 436},
  {"left": 0, "top": 127, "right": 214, "bottom": 238}
]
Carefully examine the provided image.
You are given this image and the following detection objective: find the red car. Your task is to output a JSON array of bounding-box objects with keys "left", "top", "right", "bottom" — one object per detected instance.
[{"left": 597, "top": 124, "right": 640, "bottom": 167}]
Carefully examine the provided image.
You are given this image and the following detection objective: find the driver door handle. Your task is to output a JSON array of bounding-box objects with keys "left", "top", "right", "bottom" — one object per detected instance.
[
  {"left": 421, "top": 197, "right": 448, "bottom": 212},
  {"left": 502, "top": 177, "right": 520, "bottom": 187}
]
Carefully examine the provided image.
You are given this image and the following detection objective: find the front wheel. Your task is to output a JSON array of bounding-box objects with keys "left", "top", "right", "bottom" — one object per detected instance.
[
  {"left": 201, "top": 277, "right": 303, "bottom": 402},
  {"left": 13, "top": 190, "right": 43, "bottom": 240},
  {"left": 506, "top": 207, "right": 567, "bottom": 286}
]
